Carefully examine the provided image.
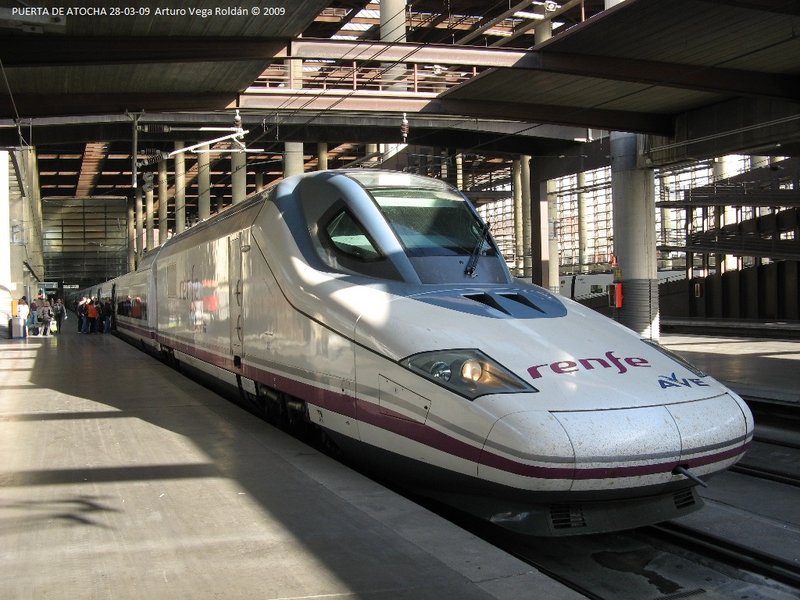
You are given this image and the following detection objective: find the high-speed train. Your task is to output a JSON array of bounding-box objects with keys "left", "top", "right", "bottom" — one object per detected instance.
[
  {"left": 559, "top": 270, "right": 685, "bottom": 301},
  {"left": 88, "top": 170, "right": 753, "bottom": 536}
]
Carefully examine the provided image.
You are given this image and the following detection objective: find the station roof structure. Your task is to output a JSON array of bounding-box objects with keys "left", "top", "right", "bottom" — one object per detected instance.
[{"left": 1, "top": 0, "right": 799, "bottom": 205}]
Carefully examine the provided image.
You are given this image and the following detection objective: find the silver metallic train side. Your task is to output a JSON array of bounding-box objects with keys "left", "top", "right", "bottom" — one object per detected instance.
[{"left": 96, "top": 170, "right": 753, "bottom": 536}]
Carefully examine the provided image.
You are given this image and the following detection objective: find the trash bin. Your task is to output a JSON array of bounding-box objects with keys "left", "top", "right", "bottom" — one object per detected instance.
[{"left": 9, "top": 317, "right": 27, "bottom": 339}]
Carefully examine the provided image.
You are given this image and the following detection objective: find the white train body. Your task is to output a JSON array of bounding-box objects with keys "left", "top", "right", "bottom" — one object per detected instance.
[
  {"left": 100, "top": 170, "right": 753, "bottom": 535},
  {"left": 559, "top": 270, "right": 685, "bottom": 301}
]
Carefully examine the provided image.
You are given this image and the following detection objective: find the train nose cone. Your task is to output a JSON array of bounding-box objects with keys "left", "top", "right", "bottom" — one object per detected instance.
[
  {"left": 479, "top": 393, "right": 751, "bottom": 491},
  {"left": 661, "top": 391, "right": 753, "bottom": 475},
  {"left": 551, "top": 406, "right": 682, "bottom": 490},
  {"left": 478, "top": 410, "right": 576, "bottom": 491}
]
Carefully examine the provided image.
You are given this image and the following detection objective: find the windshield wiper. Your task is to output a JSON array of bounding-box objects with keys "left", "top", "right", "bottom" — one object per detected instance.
[{"left": 464, "top": 221, "right": 491, "bottom": 277}]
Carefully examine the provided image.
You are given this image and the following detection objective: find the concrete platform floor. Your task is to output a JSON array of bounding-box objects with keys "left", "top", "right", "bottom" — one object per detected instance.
[
  {"left": 0, "top": 327, "right": 581, "bottom": 600},
  {"left": 660, "top": 333, "right": 800, "bottom": 403}
]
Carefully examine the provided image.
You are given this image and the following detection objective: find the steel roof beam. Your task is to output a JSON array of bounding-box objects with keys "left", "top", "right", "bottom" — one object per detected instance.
[
  {"left": 0, "top": 36, "right": 287, "bottom": 67},
  {"left": 237, "top": 89, "right": 673, "bottom": 135},
  {"left": 436, "top": 98, "right": 673, "bottom": 136},
  {"left": 0, "top": 93, "right": 235, "bottom": 119},
  {"left": 516, "top": 51, "right": 800, "bottom": 102},
  {"left": 290, "top": 39, "right": 800, "bottom": 101}
]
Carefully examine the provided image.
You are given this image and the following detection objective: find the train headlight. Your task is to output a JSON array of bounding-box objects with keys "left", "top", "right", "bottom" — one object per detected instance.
[
  {"left": 429, "top": 361, "right": 452, "bottom": 381},
  {"left": 461, "top": 359, "right": 483, "bottom": 382},
  {"left": 403, "top": 350, "right": 537, "bottom": 400}
]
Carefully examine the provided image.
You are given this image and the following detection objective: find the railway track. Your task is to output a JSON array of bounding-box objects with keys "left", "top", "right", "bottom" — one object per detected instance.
[
  {"left": 733, "top": 395, "right": 800, "bottom": 486},
  {"left": 408, "top": 431, "right": 800, "bottom": 600},
  {"left": 411, "top": 489, "right": 800, "bottom": 600},
  {"left": 646, "top": 521, "right": 800, "bottom": 592}
]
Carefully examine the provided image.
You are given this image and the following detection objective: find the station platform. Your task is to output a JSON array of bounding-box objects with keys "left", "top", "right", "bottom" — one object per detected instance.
[
  {"left": 660, "top": 333, "right": 800, "bottom": 404},
  {"left": 0, "top": 323, "right": 582, "bottom": 600}
]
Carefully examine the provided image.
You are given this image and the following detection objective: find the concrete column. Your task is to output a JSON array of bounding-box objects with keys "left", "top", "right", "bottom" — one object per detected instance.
[
  {"left": 255, "top": 172, "right": 264, "bottom": 193},
  {"left": 232, "top": 150, "right": 246, "bottom": 205},
  {"left": 284, "top": 142, "right": 304, "bottom": 177},
  {"left": 534, "top": 4, "right": 552, "bottom": 45},
  {"left": 512, "top": 159, "right": 523, "bottom": 276},
  {"left": 546, "top": 178, "right": 559, "bottom": 293},
  {"left": 520, "top": 155, "right": 533, "bottom": 279},
  {"left": 174, "top": 141, "right": 186, "bottom": 234},
  {"left": 284, "top": 54, "right": 305, "bottom": 178},
  {"left": 317, "top": 142, "right": 328, "bottom": 171},
  {"left": 366, "top": 143, "right": 378, "bottom": 166},
  {"left": 533, "top": 0, "right": 556, "bottom": 280},
  {"left": 144, "top": 173, "right": 154, "bottom": 251},
  {"left": 455, "top": 153, "right": 464, "bottom": 190},
  {"left": 23, "top": 148, "right": 44, "bottom": 286},
  {"left": 135, "top": 186, "right": 143, "bottom": 261},
  {"left": 158, "top": 159, "right": 168, "bottom": 245},
  {"left": 197, "top": 145, "right": 211, "bottom": 221},
  {"left": 380, "top": 0, "right": 406, "bottom": 42},
  {"left": 4, "top": 150, "right": 31, "bottom": 310},
  {"left": 659, "top": 172, "right": 674, "bottom": 270},
  {"left": 610, "top": 131, "right": 658, "bottom": 339},
  {"left": 713, "top": 155, "right": 739, "bottom": 273},
  {"left": 380, "top": 0, "right": 406, "bottom": 90},
  {"left": 127, "top": 195, "right": 135, "bottom": 271},
  {"left": 534, "top": 3, "right": 557, "bottom": 285},
  {"left": 577, "top": 171, "right": 588, "bottom": 273},
  {"left": 287, "top": 56, "right": 302, "bottom": 89},
  {"left": 532, "top": 181, "right": 550, "bottom": 287},
  {"left": 0, "top": 151, "right": 10, "bottom": 320},
  {"left": 216, "top": 192, "right": 225, "bottom": 214}
]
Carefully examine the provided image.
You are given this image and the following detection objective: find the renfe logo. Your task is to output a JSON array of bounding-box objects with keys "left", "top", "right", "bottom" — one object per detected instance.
[{"left": 527, "top": 351, "right": 650, "bottom": 379}]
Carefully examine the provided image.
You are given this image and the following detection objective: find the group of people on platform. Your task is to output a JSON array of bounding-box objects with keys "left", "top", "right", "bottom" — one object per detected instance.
[
  {"left": 17, "top": 295, "right": 67, "bottom": 336},
  {"left": 75, "top": 296, "right": 114, "bottom": 334},
  {"left": 15, "top": 294, "right": 114, "bottom": 337}
]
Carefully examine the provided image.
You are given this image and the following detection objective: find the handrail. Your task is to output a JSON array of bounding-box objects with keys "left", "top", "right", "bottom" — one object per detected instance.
[{"left": 250, "top": 61, "right": 480, "bottom": 95}]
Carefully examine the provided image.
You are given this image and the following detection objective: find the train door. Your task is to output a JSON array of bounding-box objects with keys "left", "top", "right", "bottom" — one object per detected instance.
[{"left": 229, "top": 233, "right": 244, "bottom": 358}]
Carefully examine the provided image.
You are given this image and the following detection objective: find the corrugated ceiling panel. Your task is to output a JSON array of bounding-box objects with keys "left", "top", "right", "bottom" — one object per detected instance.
[
  {"left": 545, "top": 0, "right": 799, "bottom": 73},
  {"left": 446, "top": 70, "right": 720, "bottom": 114},
  {"left": 7, "top": 61, "right": 268, "bottom": 94}
]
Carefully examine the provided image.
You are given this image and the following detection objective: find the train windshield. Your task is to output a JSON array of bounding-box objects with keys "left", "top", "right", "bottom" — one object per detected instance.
[{"left": 368, "top": 187, "right": 496, "bottom": 258}]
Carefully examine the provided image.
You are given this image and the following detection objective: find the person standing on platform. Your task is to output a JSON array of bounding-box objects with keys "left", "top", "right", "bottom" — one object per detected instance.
[
  {"left": 52, "top": 298, "right": 66, "bottom": 334},
  {"left": 84, "top": 298, "right": 98, "bottom": 333},
  {"left": 77, "top": 297, "right": 87, "bottom": 332},
  {"left": 37, "top": 301, "right": 53, "bottom": 336},
  {"left": 18, "top": 297, "right": 30, "bottom": 331},
  {"left": 102, "top": 298, "right": 113, "bottom": 333},
  {"left": 29, "top": 297, "right": 38, "bottom": 333}
]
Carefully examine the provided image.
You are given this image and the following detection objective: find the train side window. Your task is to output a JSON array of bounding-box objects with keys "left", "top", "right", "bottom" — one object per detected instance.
[
  {"left": 166, "top": 264, "right": 178, "bottom": 298},
  {"left": 325, "top": 209, "right": 382, "bottom": 261}
]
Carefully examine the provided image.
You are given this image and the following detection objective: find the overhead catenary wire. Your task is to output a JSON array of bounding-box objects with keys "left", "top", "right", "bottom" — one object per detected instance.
[{"left": 0, "top": 57, "right": 29, "bottom": 148}]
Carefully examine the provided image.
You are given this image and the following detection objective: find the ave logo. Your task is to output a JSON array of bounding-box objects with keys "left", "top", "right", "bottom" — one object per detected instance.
[{"left": 658, "top": 372, "right": 710, "bottom": 389}]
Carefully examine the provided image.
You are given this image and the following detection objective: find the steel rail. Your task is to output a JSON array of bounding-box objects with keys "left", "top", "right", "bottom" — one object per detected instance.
[{"left": 648, "top": 522, "right": 800, "bottom": 590}]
